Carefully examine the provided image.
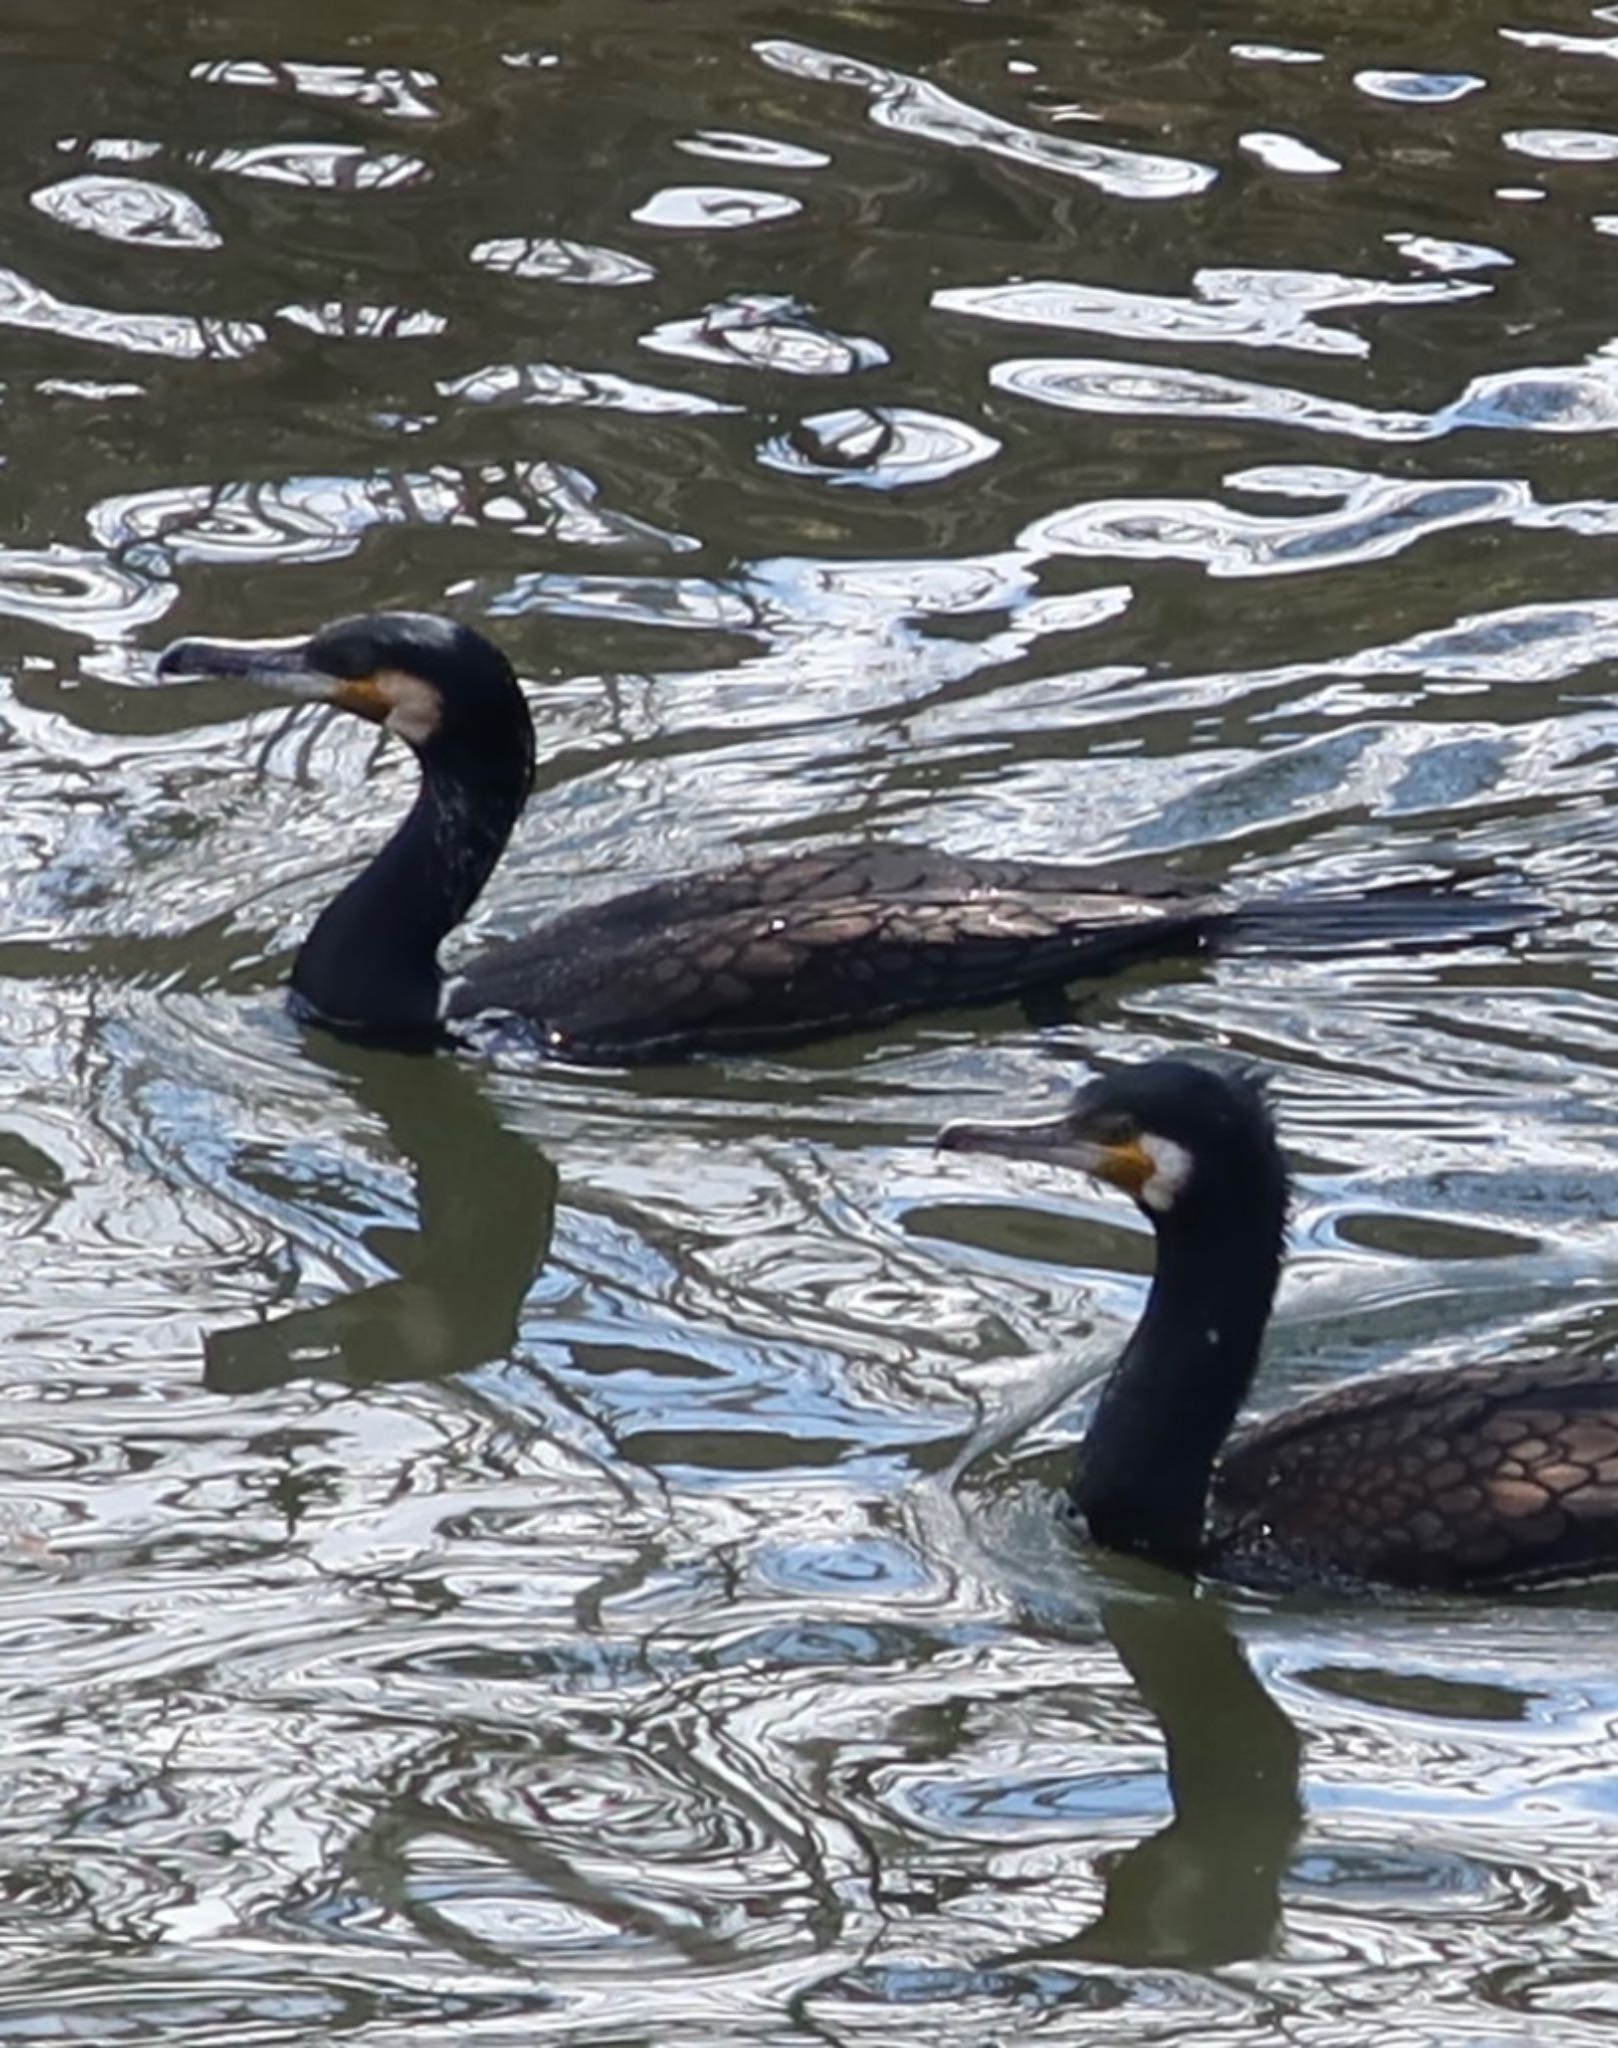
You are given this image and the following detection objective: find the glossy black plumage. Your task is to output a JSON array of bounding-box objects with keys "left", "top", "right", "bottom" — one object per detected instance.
[
  {"left": 158, "top": 612, "right": 1538, "bottom": 1064},
  {"left": 939, "top": 1059, "right": 1618, "bottom": 1591}
]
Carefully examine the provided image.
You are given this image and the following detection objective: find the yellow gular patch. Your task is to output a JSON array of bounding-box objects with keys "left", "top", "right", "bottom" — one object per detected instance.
[
  {"left": 1095, "top": 1133, "right": 1194, "bottom": 1212},
  {"left": 328, "top": 676, "right": 391, "bottom": 723},
  {"left": 1095, "top": 1137, "right": 1155, "bottom": 1199},
  {"left": 331, "top": 668, "right": 443, "bottom": 744}
]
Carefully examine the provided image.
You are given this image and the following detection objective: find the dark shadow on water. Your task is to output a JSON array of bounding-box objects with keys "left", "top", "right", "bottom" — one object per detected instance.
[{"left": 204, "top": 1039, "right": 557, "bottom": 1395}]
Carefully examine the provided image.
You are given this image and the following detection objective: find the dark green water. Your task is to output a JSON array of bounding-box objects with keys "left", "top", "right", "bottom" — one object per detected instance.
[{"left": 3, "top": 3, "right": 1618, "bottom": 2041}]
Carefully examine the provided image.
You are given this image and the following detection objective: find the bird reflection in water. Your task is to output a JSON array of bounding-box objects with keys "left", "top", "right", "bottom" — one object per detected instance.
[
  {"left": 204, "top": 1038, "right": 556, "bottom": 1395},
  {"left": 839, "top": 1569, "right": 1303, "bottom": 2009},
  {"left": 1069, "top": 1572, "right": 1302, "bottom": 1969}
]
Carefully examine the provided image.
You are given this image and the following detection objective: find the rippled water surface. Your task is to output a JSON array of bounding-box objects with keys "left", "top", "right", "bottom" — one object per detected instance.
[{"left": 7, "top": 3, "right": 1618, "bottom": 2040}]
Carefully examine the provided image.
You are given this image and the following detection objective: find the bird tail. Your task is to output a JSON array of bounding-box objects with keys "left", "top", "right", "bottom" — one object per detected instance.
[{"left": 1205, "top": 874, "right": 1550, "bottom": 956}]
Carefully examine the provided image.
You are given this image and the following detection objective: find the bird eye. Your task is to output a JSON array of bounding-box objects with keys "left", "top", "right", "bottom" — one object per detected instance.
[{"left": 1082, "top": 1110, "right": 1138, "bottom": 1145}]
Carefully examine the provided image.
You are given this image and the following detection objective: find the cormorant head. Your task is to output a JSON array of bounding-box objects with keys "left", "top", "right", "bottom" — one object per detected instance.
[
  {"left": 156, "top": 611, "right": 535, "bottom": 780},
  {"left": 939, "top": 1057, "right": 1285, "bottom": 1222}
]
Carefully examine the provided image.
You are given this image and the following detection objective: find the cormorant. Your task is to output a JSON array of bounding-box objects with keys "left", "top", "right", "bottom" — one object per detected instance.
[
  {"left": 939, "top": 1059, "right": 1618, "bottom": 1590},
  {"left": 156, "top": 611, "right": 1537, "bottom": 1063}
]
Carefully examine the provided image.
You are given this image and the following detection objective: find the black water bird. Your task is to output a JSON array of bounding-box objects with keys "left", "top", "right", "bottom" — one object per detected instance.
[
  {"left": 939, "top": 1059, "right": 1618, "bottom": 1590},
  {"left": 157, "top": 612, "right": 1537, "bottom": 1063}
]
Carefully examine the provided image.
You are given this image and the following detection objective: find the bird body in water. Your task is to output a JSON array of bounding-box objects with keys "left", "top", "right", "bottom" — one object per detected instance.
[
  {"left": 157, "top": 612, "right": 1538, "bottom": 1064},
  {"left": 939, "top": 1059, "right": 1618, "bottom": 1591}
]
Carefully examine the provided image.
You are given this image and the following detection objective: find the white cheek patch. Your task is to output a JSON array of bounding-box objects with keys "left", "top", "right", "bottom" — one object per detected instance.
[
  {"left": 379, "top": 668, "right": 444, "bottom": 747},
  {"left": 1137, "top": 1133, "right": 1194, "bottom": 1213}
]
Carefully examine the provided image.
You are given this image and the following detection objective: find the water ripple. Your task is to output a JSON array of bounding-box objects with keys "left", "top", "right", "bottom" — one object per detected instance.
[
  {"left": 1505, "top": 128, "right": 1618, "bottom": 165},
  {"left": 1389, "top": 232, "right": 1511, "bottom": 274},
  {"left": 631, "top": 185, "right": 801, "bottom": 232},
  {"left": 1501, "top": 26, "right": 1618, "bottom": 63},
  {"left": 760, "top": 408, "right": 998, "bottom": 488},
  {"left": 1232, "top": 43, "right": 1325, "bottom": 66},
  {"left": 943, "top": 279, "right": 1355, "bottom": 359},
  {"left": 940, "top": 267, "right": 1482, "bottom": 359},
  {"left": 88, "top": 462, "right": 693, "bottom": 566},
  {"left": 378, "top": 1735, "right": 827, "bottom": 1970},
  {"left": 677, "top": 130, "right": 831, "bottom": 172},
  {"left": 0, "top": 545, "right": 171, "bottom": 636},
  {"left": 1355, "top": 70, "right": 1486, "bottom": 104},
  {"left": 994, "top": 345, "right": 1618, "bottom": 446},
  {"left": 30, "top": 175, "right": 221, "bottom": 250},
  {"left": 468, "top": 237, "right": 655, "bottom": 286},
  {"left": 189, "top": 57, "right": 442, "bottom": 120},
  {"left": 1024, "top": 472, "right": 1538, "bottom": 579},
  {"left": 643, "top": 295, "right": 887, "bottom": 376},
  {"left": 276, "top": 303, "right": 446, "bottom": 341},
  {"left": 0, "top": 266, "right": 263, "bottom": 362},
  {"left": 198, "top": 144, "right": 430, "bottom": 191},
  {"left": 440, "top": 361, "right": 735, "bottom": 416},
  {"left": 756, "top": 38, "right": 1216, "bottom": 199},
  {"left": 993, "top": 353, "right": 1428, "bottom": 440}
]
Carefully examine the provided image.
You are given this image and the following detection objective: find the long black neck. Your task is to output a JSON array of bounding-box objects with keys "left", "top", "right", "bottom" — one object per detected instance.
[
  {"left": 290, "top": 738, "right": 528, "bottom": 1045},
  {"left": 1071, "top": 1188, "right": 1283, "bottom": 1575}
]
